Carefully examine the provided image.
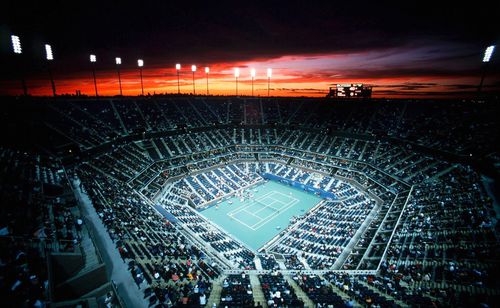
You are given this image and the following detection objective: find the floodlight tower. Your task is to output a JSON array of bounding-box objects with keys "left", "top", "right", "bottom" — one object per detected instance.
[
  {"left": 11, "top": 35, "right": 28, "bottom": 96},
  {"left": 115, "top": 57, "right": 123, "bottom": 96},
  {"left": 478, "top": 45, "right": 495, "bottom": 94},
  {"left": 90, "top": 54, "right": 98, "bottom": 96},
  {"left": 176, "top": 63, "right": 181, "bottom": 94},
  {"left": 191, "top": 65, "right": 197, "bottom": 95},
  {"left": 267, "top": 68, "right": 272, "bottom": 97},
  {"left": 138, "top": 59, "right": 144, "bottom": 96},
  {"left": 250, "top": 68, "right": 256, "bottom": 96},
  {"left": 205, "top": 67, "right": 210, "bottom": 95},
  {"left": 45, "top": 44, "right": 56, "bottom": 97},
  {"left": 234, "top": 68, "right": 240, "bottom": 96}
]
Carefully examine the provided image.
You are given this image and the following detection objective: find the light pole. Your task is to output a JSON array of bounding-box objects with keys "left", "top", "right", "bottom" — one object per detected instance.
[
  {"left": 176, "top": 63, "right": 181, "bottom": 94},
  {"left": 234, "top": 67, "right": 240, "bottom": 96},
  {"left": 478, "top": 45, "right": 495, "bottom": 94},
  {"left": 267, "top": 68, "right": 272, "bottom": 97},
  {"left": 191, "top": 65, "right": 197, "bottom": 95},
  {"left": 90, "top": 54, "right": 98, "bottom": 96},
  {"left": 205, "top": 67, "right": 210, "bottom": 95},
  {"left": 45, "top": 44, "right": 56, "bottom": 97},
  {"left": 115, "top": 57, "right": 123, "bottom": 95},
  {"left": 11, "top": 35, "right": 27, "bottom": 96},
  {"left": 138, "top": 59, "right": 144, "bottom": 96},
  {"left": 250, "top": 68, "right": 256, "bottom": 96}
]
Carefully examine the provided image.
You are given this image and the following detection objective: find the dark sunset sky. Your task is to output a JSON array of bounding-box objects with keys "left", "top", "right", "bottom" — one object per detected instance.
[{"left": 0, "top": 1, "right": 499, "bottom": 97}]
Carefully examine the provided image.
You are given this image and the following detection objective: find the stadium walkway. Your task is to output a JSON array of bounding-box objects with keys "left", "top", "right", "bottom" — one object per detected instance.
[
  {"left": 73, "top": 178, "right": 149, "bottom": 308},
  {"left": 285, "top": 276, "right": 315, "bottom": 307}
]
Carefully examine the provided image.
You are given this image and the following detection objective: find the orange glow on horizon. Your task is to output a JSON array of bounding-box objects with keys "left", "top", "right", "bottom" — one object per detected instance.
[{"left": 0, "top": 54, "right": 495, "bottom": 98}]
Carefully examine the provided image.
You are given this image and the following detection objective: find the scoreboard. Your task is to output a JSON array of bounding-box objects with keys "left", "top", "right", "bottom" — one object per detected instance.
[{"left": 327, "top": 84, "right": 372, "bottom": 98}]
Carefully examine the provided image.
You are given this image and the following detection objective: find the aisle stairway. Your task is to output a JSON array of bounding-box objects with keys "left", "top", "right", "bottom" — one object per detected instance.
[
  {"left": 284, "top": 276, "right": 315, "bottom": 308},
  {"left": 250, "top": 274, "right": 268, "bottom": 307},
  {"left": 206, "top": 276, "right": 225, "bottom": 307}
]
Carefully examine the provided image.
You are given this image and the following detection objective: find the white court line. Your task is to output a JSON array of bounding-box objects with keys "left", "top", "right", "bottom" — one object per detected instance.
[
  {"left": 251, "top": 200, "right": 281, "bottom": 216},
  {"left": 264, "top": 192, "right": 299, "bottom": 206},
  {"left": 226, "top": 189, "right": 302, "bottom": 230},
  {"left": 249, "top": 207, "right": 286, "bottom": 229},
  {"left": 228, "top": 214, "right": 259, "bottom": 231},
  {"left": 230, "top": 208, "right": 264, "bottom": 220},
  {"left": 255, "top": 194, "right": 297, "bottom": 212},
  {"left": 271, "top": 190, "right": 300, "bottom": 203},
  {"left": 272, "top": 190, "right": 300, "bottom": 200},
  {"left": 233, "top": 202, "right": 288, "bottom": 230},
  {"left": 250, "top": 193, "right": 299, "bottom": 219},
  {"left": 243, "top": 201, "right": 285, "bottom": 221},
  {"left": 227, "top": 191, "right": 284, "bottom": 219},
  {"left": 251, "top": 199, "right": 300, "bottom": 229},
  {"left": 263, "top": 196, "right": 290, "bottom": 206},
  {"left": 262, "top": 192, "right": 293, "bottom": 204},
  {"left": 227, "top": 190, "right": 276, "bottom": 217},
  {"left": 250, "top": 196, "right": 300, "bottom": 229}
]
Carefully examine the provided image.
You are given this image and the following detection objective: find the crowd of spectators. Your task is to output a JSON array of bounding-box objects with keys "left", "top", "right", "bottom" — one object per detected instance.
[
  {"left": 77, "top": 166, "right": 222, "bottom": 306},
  {"left": 259, "top": 272, "right": 304, "bottom": 307},
  {"left": 175, "top": 163, "right": 261, "bottom": 207},
  {"left": 294, "top": 274, "right": 348, "bottom": 307},
  {"left": 220, "top": 274, "right": 255, "bottom": 307},
  {"left": 0, "top": 237, "right": 48, "bottom": 307},
  {"left": 0, "top": 147, "right": 89, "bottom": 306},
  {"left": 270, "top": 194, "right": 375, "bottom": 270}
]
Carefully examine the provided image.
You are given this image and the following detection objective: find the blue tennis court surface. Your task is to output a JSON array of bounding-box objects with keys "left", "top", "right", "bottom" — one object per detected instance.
[{"left": 200, "top": 180, "right": 322, "bottom": 250}]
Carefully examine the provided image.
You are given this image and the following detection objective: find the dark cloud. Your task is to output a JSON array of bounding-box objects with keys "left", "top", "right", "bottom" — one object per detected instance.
[
  {"left": 1, "top": 1, "right": 499, "bottom": 96},
  {"left": 2, "top": 2, "right": 499, "bottom": 67},
  {"left": 380, "top": 83, "right": 439, "bottom": 87},
  {"left": 446, "top": 82, "right": 500, "bottom": 90},
  {"left": 339, "top": 67, "right": 484, "bottom": 79},
  {"left": 374, "top": 83, "right": 439, "bottom": 91}
]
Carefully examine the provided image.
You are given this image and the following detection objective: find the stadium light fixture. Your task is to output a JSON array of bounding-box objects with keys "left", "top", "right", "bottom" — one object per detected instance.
[
  {"left": 483, "top": 45, "right": 495, "bottom": 63},
  {"left": 115, "top": 57, "right": 123, "bottom": 96},
  {"left": 45, "top": 44, "right": 56, "bottom": 97},
  {"left": 191, "top": 65, "right": 197, "bottom": 95},
  {"left": 138, "top": 59, "right": 144, "bottom": 96},
  {"left": 251, "top": 68, "right": 256, "bottom": 96},
  {"left": 45, "top": 44, "right": 53, "bottom": 61},
  {"left": 90, "top": 54, "right": 98, "bottom": 96},
  {"left": 478, "top": 45, "right": 496, "bottom": 94},
  {"left": 11, "top": 35, "right": 27, "bottom": 95},
  {"left": 205, "top": 67, "right": 210, "bottom": 95},
  {"left": 176, "top": 63, "right": 181, "bottom": 94},
  {"left": 234, "top": 68, "right": 240, "bottom": 96},
  {"left": 267, "top": 68, "right": 272, "bottom": 97},
  {"left": 11, "top": 35, "right": 22, "bottom": 54}
]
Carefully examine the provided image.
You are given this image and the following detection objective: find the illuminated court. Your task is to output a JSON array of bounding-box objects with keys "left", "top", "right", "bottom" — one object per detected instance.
[{"left": 200, "top": 180, "right": 322, "bottom": 250}]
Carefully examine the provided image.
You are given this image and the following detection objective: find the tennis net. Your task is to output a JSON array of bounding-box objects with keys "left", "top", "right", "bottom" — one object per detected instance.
[{"left": 251, "top": 199, "right": 283, "bottom": 213}]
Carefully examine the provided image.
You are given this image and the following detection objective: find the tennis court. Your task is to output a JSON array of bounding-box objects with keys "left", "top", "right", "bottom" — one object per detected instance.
[{"left": 200, "top": 180, "right": 321, "bottom": 250}]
